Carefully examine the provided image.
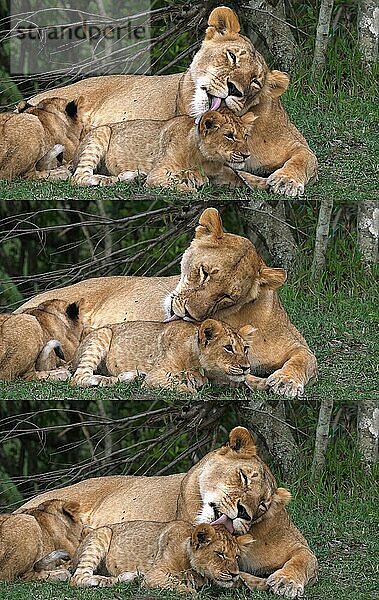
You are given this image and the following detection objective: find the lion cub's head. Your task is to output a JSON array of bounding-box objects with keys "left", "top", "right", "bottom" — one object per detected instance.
[
  {"left": 197, "top": 318, "right": 252, "bottom": 384},
  {"left": 197, "top": 108, "right": 255, "bottom": 170},
  {"left": 166, "top": 207, "right": 287, "bottom": 322},
  {"left": 189, "top": 523, "right": 250, "bottom": 588},
  {"left": 193, "top": 427, "right": 291, "bottom": 535},
  {"left": 190, "top": 6, "right": 289, "bottom": 118}
]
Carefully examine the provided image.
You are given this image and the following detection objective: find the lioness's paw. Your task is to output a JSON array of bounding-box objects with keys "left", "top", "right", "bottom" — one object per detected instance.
[
  {"left": 266, "top": 572, "right": 304, "bottom": 598},
  {"left": 266, "top": 372, "right": 304, "bottom": 398},
  {"left": 266, "top": 171, "right": 304, "bottom": 197}
]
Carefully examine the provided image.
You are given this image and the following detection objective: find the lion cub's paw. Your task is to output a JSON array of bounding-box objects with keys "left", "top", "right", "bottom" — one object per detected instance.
[
  {"left": 266, "top": 371, "right": 304, "bottom": 398},
  {"left": 266, "top": 571, "right": 304, "bottom": 598},
  {"left": 266, "top": 171, "right": 304, "bottom": 198}
]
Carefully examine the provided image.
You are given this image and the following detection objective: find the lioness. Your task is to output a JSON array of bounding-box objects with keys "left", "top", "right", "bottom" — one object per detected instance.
[
  {"left": 70, "top": 521, "right": 266, "bottom": 592},
  {"left": 0, "top": 499, "right": 83, "bottom": 581},
  {"left": 72, "top": 108, "right": 265, "bottom": 191},
  {"left": 18, "top": 427, "right": 318, "bottom": 597},
  {"left": 27, "top": 7, "right": 317, "bottom": 196},
  {"left": 1, "top": 299, "right": 83, "bottom": 381},
  {"left": 70, "top": 318, "right": 261, "bottom": 392},
  {"left": 0, "top": 97, "right": 84, "bottom": 180},
  {"left": 17, "top": 208, "right": 317, "bottom": 397}
]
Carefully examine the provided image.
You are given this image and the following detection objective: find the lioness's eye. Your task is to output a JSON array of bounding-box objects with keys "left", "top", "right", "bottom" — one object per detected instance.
[
  {"left": 224, "top": 133, "right": 235, "bottom": 141},
  {"left": 240, "top": 470, "right": 249, "bottom": 485},
  {"left": 252, "top": 78, "right": 262, "bottom": 88},
  {"left": 199, "top": 265, "right": 209, "bottom": 282},
  {"left": 224, "top": 344, "right": 234, "bottom": 353},
  {"left": 227, "top": 51, "right": 236, "bottom": 63},
  {"left": 216, "top": 551, "right": 226, "bottom": 559}
]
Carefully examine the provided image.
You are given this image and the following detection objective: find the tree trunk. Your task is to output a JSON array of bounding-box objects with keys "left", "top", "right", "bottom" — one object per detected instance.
[
  {"left": 357, "top": 200, "right": 379, "bottom": 270},
  {"left": 357, "top": 398, "right": 379, "bottom": 471},
  {"left": 357, "top": 0, "right": 379, "bottom": 69},
  {"left": 241, "top": 1, "right": 299, "bottom": 73},
  {"left": 312, "top": 0, "right": 335, "bottom": 75},
  {"left": 311, "top": 198, "right": 333, "bottom": 279},
  {"left": 242, "top": 200, "right": 299, "bottom": 274},
  {"left": 239, "top": 397, "right": 300, "bottom": 480},
  {"left": 311, "top": 395, "right": 334, "bottom": 479}
]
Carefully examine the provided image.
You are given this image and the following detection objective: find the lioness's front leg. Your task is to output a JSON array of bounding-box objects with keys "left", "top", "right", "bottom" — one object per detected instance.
[
  {"left": 266, "top": 149, "right": 318, "bottom": 198},
  {"left": 265, "top": 349, "right": 318, "bottom": 398},
  {"left": 266, "top": 549, "right": 318, "bottom": 598}
]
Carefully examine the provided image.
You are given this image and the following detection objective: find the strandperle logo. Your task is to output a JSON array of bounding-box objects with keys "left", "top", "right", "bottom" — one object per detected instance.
[{"left": 10, "top": 0, "right": 151, "bottom": 76}]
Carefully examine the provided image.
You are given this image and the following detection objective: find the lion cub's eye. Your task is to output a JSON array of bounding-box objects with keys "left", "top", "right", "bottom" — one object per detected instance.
[
  {"left": 251, "top": 78, "right": 262, "bottom": 89},
  {"left": 224, "top": 344, "right": 234, "bottom": 353},
  {"left": 224, "top": 132, "right": 235, "bottom": 141},
  {"left": 244, "top": 345, "right": 249, "bottom": 354}
]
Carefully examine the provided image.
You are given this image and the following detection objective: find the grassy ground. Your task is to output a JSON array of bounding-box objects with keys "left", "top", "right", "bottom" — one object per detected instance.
[{"left": 0, "top": 84, "right": 377, "bottom": 598}]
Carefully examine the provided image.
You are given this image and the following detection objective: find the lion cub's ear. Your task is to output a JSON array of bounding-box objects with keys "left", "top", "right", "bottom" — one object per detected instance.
[
  {"left": 228, "top": 426, "right": 257, "bottom": 456},
  {"left": 198, "top": 319, "right": 223, "bottom": 346},
  {"left": 199, "top": 111, "right": 223, "bottom": 134},
  {"left": 236, "top": 533, "right": 256, "bottom": 550},
  {"left": 241, "top": 112, "right": 258, "bottom": 127},
  {"left": 266, "top": 70, "right": 290, "bottom": 98},
  {"left": 196, "top": 207, "right": 224, "bottom": 240},
  {"left": 238, "top": 325, "right": 257, "bottom": 339},
  {"left": 206, "top": 6, "right": 240, "bottom": 40},
  {"left": 16, "top": 99, "right": 32, "bottom": 113},
  {"left": 192, "top": 524, "right": 214, "bottom": 549},
  {"left": 258, "top": 266, "right": 287, "bottom": 289}
]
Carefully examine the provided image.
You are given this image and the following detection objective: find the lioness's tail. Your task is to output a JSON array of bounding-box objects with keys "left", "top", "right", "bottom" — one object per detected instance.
[
  {"left": 71, "top": 327, "right": 113, "bottom": 387},
  {"left": 71, "top": 526, "right": 114, "bottom": 587},
  {"left": 72, "top": 125, "right": 114, "bottom": 186}
]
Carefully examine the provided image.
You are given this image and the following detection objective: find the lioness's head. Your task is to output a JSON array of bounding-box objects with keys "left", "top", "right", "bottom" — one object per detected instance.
[
  {"left": 197, "top": 319, "right": 253, "bottom": 384},
  {"left": 189, "top": 523, "right": 251, "bottom": 588},
  {"left": 193, "top": 427, "right": 291, "bottom": 534},
  {"left": 166, "top": 207, "right": 287, "bottom": 322},
  {"left": 197, "top": 108, "right": 256, "bottom": 170},
  {"left": 190, "top": 7, "right": 289, "bottom": 118}
]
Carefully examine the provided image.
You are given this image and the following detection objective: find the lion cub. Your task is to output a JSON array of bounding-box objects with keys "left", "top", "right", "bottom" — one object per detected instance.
[
  {"left": 0, "top": 299, "right": 82, "bottom": 381},
  {"left": 70, "top": 318, "right": 253, "bottom": 391},
  {"left": 72, "top": 107, "right": 266, "bottom": 191},
  {"left": 0, "top": 97, "right": 84, "bottom": 180},
  {"left": 70, "top": 521, "right": 262, "bottom": 592},
  {"left": 0, "top": 499, "right": 83, "bottom": 581}
]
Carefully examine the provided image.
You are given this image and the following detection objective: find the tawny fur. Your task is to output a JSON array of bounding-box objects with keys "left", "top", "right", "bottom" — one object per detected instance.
[
  {"left": 0, "top": 97, "right": 84, "bottom": 180},
  {"left": 71, "top": 108, "right": 265, "bottom": 191},
  {"left": 70, "top": 318, "right": 255, "bottom": 392},
  {"left": 0, "top": 299, "right": 83, "bottom": 381},
  {"left": 70, "top": 521, "right": 263, "bottom": 592},
  {"left": 16, "top": 208, "right": 317, "bottom": 397},
  {"left": 17, "top": 427, "right": 317, "bottom": 597},
  {"left": 0, "top": 499, "right": 83, "bottom": 581},
  {"left": 28, "top": 7, "right": 317, "bottom": 196}
]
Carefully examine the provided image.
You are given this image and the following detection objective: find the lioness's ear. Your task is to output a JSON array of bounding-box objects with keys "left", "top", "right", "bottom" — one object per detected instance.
[
  {"left": 229, "top": 426, "right": 256, "bottom": 455},
  {"left": 258, "top": 266, "right": 287, "bottom": 289},
  {"left": 206, "top": 6, "right": 240, "bottom": 40},
  {"left": 266, "top": 70, "right": 290, "bottom": 98},
  {"left": 199, "top": 319, "right": 223, "bottom": 346},
  {"left": 238, "top": 325, "right": 257, "bottom": 339},
  {"left": 272, "top": 487, "right": 292, "bottom": 510},
  {"left": 195, "top": 208, "right": 224, "bottom": 240},
  {"left": 192, "top": 524, "right": 214, "bottom": 549}
]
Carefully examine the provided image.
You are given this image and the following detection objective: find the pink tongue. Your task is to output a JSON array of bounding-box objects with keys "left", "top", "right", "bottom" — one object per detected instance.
[
  {"left": 210, "top": 514, "right": 234, "bottom": 534},
  {"left": 210, "top": 96, "right": 222, "bottom": 111}
]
